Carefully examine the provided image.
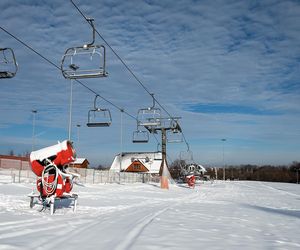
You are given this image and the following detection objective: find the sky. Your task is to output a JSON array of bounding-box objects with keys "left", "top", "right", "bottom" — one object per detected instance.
[{"left": 0, "top": 0, "right": 299, "bottom": 167}]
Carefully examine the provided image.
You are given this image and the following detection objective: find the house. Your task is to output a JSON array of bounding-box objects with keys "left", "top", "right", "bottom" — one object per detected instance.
[
  {"left": 181, "top": 163, "right": 207, "bottom": 176},
  {"left": 110, "top": 152, "right": 162, "bottom": 173},
  {"left": 0, "top": 155, "right": 30, "bottom": 170},
  {"left": 69, "top": 158, "right": 89, "bottom": 168}
]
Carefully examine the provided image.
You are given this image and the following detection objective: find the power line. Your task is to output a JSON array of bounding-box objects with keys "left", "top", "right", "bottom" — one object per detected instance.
[{"left": 69, "top": 0, "right": 190, "bottom": 151}]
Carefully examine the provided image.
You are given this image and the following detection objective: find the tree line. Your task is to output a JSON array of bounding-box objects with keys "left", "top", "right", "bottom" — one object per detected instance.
[{"left": 169, "top": 160, "right": 300, "bottom": 184}]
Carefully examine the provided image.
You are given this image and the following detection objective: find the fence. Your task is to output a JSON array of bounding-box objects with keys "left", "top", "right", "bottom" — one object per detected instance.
[
  {"left": 0, "top": 167, "right": 157, "bottom": 184},
  {"left": 0, "top": 157, "right": 30, "bottom": 170}
]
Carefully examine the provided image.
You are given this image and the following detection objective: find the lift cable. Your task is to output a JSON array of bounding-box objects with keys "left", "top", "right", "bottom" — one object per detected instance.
[
  {"left": 0, "top": 25, "right": 168, "bottom": 150},
  {"left": 0, "top": 25, "right": 136, "bottom": 121},
  {"left": 0, "top": 23, "right": 189, "bottom": 154},
  {"left": 69, "top": 0, "right": 190, "bottom": 151}
]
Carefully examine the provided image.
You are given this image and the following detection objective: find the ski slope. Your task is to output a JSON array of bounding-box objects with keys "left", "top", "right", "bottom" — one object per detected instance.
[{"left": 0, "top": 177, "right": 299, "bottom": 250}]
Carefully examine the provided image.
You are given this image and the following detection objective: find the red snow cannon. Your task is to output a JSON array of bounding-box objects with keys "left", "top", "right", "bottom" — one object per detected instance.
[
  {"left": 186, "top": 175, "right": 196, "bottom": 188},
  {"left": 30, "top": 140, "right": 77, "bottom": 198},
  {"left": 30, "top": 140, "right": 76, "bottom": 177}
]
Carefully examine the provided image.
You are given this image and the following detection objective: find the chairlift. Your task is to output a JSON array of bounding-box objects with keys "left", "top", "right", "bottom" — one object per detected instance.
[
  {"left": 137, "top": 94, "right": 161, "bottom": 127},
  {"left": 132, "top": 127, "right": 149, "bottom": 143},
  {"left": 87, "top": 95, "right": 112, "bottom": 127},
  {"left": 167, "top": 118, "right": 183, "bottom": 143},
  {"left": 61, "top": 18, "right": 108, "bottom": 79},
  {"left": 167, "top": 129, "right": 183, "bottom": 143},
  {"left": 179, "top": 144, "right": 194, "bottom": 165},
  {"left": 0, "top": 48, "right": 18, "bottom": 79}
]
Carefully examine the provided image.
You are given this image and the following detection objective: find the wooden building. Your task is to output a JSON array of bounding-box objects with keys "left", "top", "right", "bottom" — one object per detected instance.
[
  {"left": 110, "top": 152, "right": 162, "bottom": 173},
  {"left": 70, "top": 158, "right": 89, "bottom": 168}
]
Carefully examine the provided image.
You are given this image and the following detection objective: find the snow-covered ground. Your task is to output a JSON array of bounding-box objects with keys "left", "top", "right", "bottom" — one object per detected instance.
[{"left": 0, "top": 175, "right": 299, "bottom": 250}]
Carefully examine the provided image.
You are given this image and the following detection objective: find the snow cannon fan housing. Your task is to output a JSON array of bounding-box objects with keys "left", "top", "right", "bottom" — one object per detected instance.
[{"left": 30, "top": 140, "right": 76, "bottom": 176}]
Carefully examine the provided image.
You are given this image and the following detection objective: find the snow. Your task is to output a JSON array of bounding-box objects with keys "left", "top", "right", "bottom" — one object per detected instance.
[{"left": 0, "top": 177, "right": 299, "bottom": 250}]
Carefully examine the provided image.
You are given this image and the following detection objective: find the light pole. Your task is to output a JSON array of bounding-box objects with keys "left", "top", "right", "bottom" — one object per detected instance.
[
  {"left": 32, "top": 110, "right": 37, "bottom": 151},
  {"left": 68, "top": 79, "right": 74, "bottom": 141},
  {"left": 76, "top": 124, "right": 81, "bottom": 154},
  {"left": 221, "top": 138, "right": 226, "bottom": 181},
  {"left": 119, "top": 109, "right": 124, "bottom": 183}
]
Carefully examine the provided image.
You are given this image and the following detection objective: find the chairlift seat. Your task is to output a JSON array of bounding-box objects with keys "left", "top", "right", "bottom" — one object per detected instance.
[
  {"left": 0, "top": 71, "right": 15, "bottom": 78},
  {"left": 61, "top": 45, "right": 107, "bottom": 79},
  {"left": 87, "top": 122, "right": 111, "bottom": 127}
]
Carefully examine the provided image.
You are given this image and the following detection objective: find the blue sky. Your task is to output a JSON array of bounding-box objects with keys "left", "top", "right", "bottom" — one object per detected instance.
[{"left": 0, "top": 0, "right": 299, "bottom": 166}]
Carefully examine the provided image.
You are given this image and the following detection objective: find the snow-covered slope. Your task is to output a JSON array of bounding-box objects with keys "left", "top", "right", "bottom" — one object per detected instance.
[{"left": 0, "top": 178, "right": 299, "bottom": 250}]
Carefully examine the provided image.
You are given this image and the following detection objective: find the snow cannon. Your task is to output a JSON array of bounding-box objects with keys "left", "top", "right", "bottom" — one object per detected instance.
[
  {"left": 186, "top": 175, "right": 195, "bottom": 188},
  {"left": 30, "top": 140, "right": 76, "bottom": 177},
  {"left": 30, "top": 140, "right": 78, "bottom": 198}
]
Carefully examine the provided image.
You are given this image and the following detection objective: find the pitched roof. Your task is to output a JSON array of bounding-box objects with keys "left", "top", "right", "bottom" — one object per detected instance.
[{"left": 72, "top": 158, "right": 89, "bottom": 164}]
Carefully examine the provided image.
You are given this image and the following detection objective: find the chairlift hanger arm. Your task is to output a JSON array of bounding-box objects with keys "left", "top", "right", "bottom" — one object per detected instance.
[
  {"left": 94, "top": 94, "right": 100, "bottom": 109},
  {"left": 85, "top": 18, "right": 96, "bottom": 48},
  {"left": 150, "top": 93, "right": 155, "bottom": 109}
]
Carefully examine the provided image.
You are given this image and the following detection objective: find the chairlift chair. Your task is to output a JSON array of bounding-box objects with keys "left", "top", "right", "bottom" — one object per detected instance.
[
  {"left": 137, "top": 94, "right": 161, "bottom": 127},
  {"left": 61, "top": 45, "right": 107, "bottom": 79},
  {"left": 61, "top": 18, "right": 108, "bottom": 79},
  {"left": 0, "top": 48, "right": 18, "bottom": 79},
  {"left": 179, "top": 146, "right": 194, "bottom": 165},
  {"left": 167, "top": 129, "right": 183, "bottom": 143},
  {"left": 87, "top": 95, "right": 112, "bottom": 127},
  {"left": 132, "top": 128, "right": 149, "bottom": 143}
]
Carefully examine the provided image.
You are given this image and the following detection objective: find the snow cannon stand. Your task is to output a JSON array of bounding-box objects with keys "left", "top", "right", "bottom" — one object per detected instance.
[
  {"left": 28, "top": 140, "right": 80, "bottom": 214},
  {"left": 186, "top": 175, "right": 196, "bottom": 188}
]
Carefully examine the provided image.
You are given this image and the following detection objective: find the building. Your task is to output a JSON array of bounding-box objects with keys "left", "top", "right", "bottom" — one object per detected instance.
[
  {"left": 0, "top": 155, "right": 30, "bottom": 170},
  {"left": 110, "top": 152, "right": 162, "bottom": 173},
  {"left": 181, "top": 163, "right": 207, "bottom": 176},
  {"left": 69, "top": 158, "right": 89, "bottom": 168}
]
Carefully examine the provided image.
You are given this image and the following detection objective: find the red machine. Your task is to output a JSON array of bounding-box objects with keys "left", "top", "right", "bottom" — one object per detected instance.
[
  {"left": 29, "top": 140, "right": 79, "bottom": 214},
  {"left": 186, "top": 175, "right": 196, "bottom": 188}
]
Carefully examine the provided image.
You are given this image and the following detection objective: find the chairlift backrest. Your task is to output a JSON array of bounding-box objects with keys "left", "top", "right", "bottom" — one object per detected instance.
[
  {"left": 61, "top": 45, "right": 107, "bottom": 79},
  {"left": 132, "top": 129, "right": 149, "bottom": 143},
  {"left": 0, "top": 48, "right": 18, "bottom": 79}
]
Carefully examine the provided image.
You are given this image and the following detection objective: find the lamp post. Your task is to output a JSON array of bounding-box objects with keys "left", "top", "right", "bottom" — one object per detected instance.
[
  {"left": 68, "top": 79, "right": 73, "bottom": 141},
  {"left": 221, "top": 138, "right": 226, "bottom": 181},
  {"left": 76, "top": 124, "right": 81, "bottom": 154},
  {"left": 119, "top": 109, "right": 124, "bottom": 183},
  {"left": 32, "top": 110, "right": 37, "bottom": 151}
]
